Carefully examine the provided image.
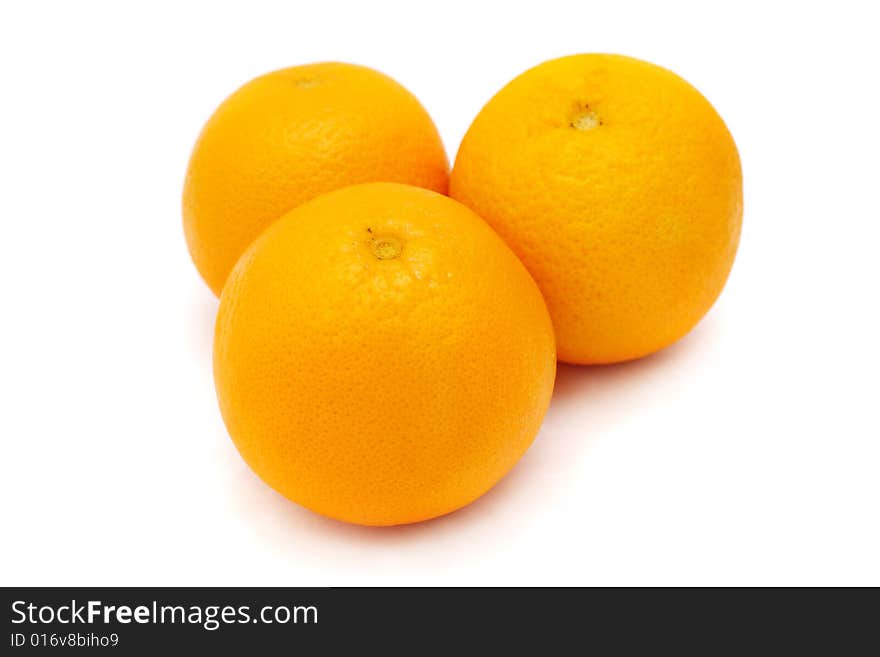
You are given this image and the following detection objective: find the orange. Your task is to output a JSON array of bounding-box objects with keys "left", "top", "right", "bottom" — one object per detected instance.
[
  {"left": 183, "top": 63, "right": 449, "bottom": 296},
  {"left": 214, "top": 183, "right": 556, "bottom": 526},
  {"left": 451, "top": 54, "right": 742, "bottom": 364}
]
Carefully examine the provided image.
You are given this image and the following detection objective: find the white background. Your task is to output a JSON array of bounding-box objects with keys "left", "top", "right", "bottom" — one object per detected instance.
[{"left": 1, "top": 1, "right": 878, "bottom": 586}]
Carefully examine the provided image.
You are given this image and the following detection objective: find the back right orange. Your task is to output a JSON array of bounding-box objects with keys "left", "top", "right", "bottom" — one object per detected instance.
[{"left": 451, "top": 54, "right": 742, "bottom": 364}]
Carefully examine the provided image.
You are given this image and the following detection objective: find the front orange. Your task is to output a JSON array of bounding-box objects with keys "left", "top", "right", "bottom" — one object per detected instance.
[{"left": 214, "top": 183, "right": 556, "bottom": 526}]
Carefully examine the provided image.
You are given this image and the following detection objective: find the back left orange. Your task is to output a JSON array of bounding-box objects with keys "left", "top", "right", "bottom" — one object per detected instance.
[{"left": 183, "top": 62, "right": 449, "bottom": 295}]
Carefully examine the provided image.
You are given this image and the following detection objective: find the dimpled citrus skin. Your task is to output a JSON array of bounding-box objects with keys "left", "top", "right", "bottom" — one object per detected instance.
[
  {"left": 214, "top": 183, "right": 556, "bottom": 526},
  {"left": 451, "top": 54, "right": 743, "bottom": 364},
  {"left": 184, "top": 62, "right": 449, "bottom": 296}
]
